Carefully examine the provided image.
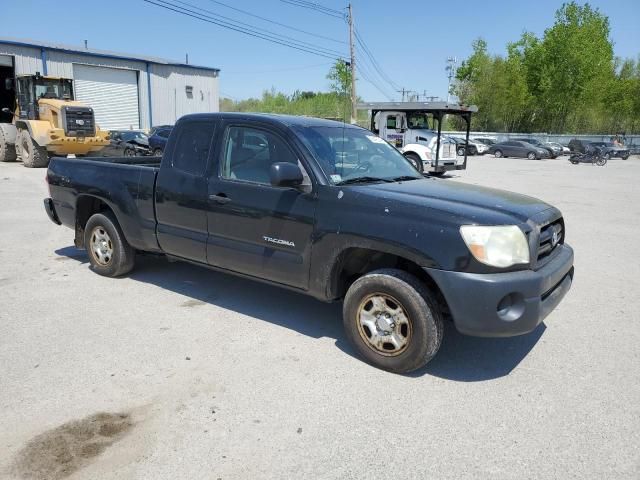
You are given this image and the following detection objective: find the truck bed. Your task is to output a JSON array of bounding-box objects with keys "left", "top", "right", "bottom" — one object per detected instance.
[{"left": 47, "top": 156, "right": 161, "bottom": 252}]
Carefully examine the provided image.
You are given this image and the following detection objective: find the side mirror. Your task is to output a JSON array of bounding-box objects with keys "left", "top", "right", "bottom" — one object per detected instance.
[
  {"left": 269, "top": 162, "right": 303, "bottom": 188},
  {"left": 1, "top": 107, "right": 10, "bottom": 114}
]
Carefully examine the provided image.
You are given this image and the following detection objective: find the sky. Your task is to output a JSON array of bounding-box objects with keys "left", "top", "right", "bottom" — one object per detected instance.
[{"left": 2, "top": 0, "right": 639, "bottom": 102}]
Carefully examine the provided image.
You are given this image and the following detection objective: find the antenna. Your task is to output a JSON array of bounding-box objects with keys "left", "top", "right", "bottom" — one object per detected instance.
[
  {"left": 446, "top": 56, "right": 457, "bottom": 103},
  {"left": 84, "top": 40, "right": 88, "bottom": 50}
]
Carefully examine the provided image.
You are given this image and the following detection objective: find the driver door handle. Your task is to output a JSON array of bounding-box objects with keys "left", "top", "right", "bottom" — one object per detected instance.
[{"left": 209, "top": 193, "right": 231, "bottom": 205}]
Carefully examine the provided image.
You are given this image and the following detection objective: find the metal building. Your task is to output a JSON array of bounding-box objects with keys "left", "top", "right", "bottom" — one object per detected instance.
[{"left": 0, "top": 37, "right": 220, "bottom": 130}]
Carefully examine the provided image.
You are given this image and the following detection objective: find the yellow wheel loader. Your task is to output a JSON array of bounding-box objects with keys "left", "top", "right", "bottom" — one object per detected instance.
[{"left": 0, "top": 73, "right": 109, "bottom": 167}]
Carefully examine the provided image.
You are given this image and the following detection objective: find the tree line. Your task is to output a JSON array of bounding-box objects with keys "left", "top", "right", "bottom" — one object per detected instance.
[{"left": 453, "top": 2, "right": 640, "bottom": 134}]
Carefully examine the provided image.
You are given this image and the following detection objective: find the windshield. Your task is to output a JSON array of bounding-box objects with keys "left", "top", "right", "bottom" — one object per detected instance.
[
  {"left": 34, "top": 79, "right": 73, "bottom": 100},
  {"left": 293, "top": 125, "right": 422, "bottom": 185},
  {"left": 407, "top": 113, "right": 431, "bottom": 129}
]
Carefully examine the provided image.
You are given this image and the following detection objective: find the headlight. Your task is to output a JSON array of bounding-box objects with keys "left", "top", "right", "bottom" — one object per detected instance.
[{"left": 460, "top": 225, "right": 530, "bottom": 268}]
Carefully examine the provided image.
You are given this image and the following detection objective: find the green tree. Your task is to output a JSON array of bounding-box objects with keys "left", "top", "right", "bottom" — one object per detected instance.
[{"left": 326, "top": 60, "right": 352, "bottom": 97}]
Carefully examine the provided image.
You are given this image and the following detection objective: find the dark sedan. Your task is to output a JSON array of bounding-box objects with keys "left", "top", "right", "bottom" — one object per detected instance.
[
  {"left": 148, "top": 125, "right": 173, "bottom": 156},
  {"left": 513, "top": 138, "right": 557, "bottom": 158},
  {"left": 487, "top": 141, "right": 549, "bottom": 160},
  {"left": 100, "top": 131, "right": 151, "bottom": 157},
  {"left": 589, "top": 142, "right": 630, "bottom": 160}
]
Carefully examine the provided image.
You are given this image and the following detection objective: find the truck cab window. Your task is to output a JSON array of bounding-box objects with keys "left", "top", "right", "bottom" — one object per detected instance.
[
  {"left": 222, "top": 126, "right": 300, "bottom": 185},
  {"left": 386, "top": 116, "right": 397, "bottom": 129},
  {"left": 172, "top": 122, "right": 215, "bottom": 175}
]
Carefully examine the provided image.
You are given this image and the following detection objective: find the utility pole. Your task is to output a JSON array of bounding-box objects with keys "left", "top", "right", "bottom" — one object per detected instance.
[
  {"left": 348, "top": 3, "right": 357, "bottom": 124},
  {"left": 397, "top": 88, "right": 406, "bottom": 102}
]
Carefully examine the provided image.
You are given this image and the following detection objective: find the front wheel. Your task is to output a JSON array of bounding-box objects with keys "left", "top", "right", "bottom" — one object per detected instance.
[
  {"left": 403, "top": 152, "right": 423, "bottom": 173},
  {"left": 153, "top": 148, "right": 163, "bottom": 157},
  {"left": 622, "top": 154, "right": 629, "bottom": 160},
  {"left": 18, "top": 130, "right": 48, "bottom": 168},
  {"left": 123, "top": 148, "right": 136, "bottom": 157},
  {"left": 457, "top": 147, "right": 465, "bottom": 156},
  {"left": 595, "top": 157, "right": 607, "bottom": 166},
  {"left": 343, "top": 269, "right": 443, "bottom": 373},
  {"left": 494, "top": 149, "right": 503, "bottom": 158},
  {"left": 84, "top": 211, "right": 135, "bottom": 277}
]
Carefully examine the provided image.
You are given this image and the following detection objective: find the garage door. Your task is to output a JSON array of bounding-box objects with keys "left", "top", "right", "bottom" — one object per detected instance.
[{"left": 73, "top": 64, "right": 140, "bottom": 130}]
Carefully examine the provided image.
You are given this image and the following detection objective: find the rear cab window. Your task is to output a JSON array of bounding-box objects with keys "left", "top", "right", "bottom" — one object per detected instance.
[{"left": 172, "top": 121, "right": 216, "bottom": 175}]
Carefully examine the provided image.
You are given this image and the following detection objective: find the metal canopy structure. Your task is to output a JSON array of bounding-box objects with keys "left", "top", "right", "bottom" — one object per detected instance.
[
  {"left": 357, "top": 101, "right": 478, "bottom": 114},
  {"left": 357, "top": 102, "right": 478, "bottom": 172}
]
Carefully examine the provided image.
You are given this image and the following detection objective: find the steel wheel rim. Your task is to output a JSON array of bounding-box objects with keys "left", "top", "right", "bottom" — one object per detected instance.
[
  {"left": 90, "top": 226, "right": 114, "bottom": 266},
  {"left": 356, "top": 293, "right": 412, "bottom": 357}
]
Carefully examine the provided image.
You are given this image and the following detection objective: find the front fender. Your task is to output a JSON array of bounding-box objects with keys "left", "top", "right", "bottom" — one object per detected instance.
[
  {"left": 16, "top": 120, "right": 51, "bottom": 146},
  {"left": 401, "top": 143, "right": 433, "bottom": 161}
]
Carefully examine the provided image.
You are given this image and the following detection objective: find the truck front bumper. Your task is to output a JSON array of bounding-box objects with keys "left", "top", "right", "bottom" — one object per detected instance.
[{"left": 425, "top": 244, "right": 574, "bottom": 337}]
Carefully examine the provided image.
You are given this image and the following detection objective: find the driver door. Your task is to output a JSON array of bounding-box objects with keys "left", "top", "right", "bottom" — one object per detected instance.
[{"left": 206, "top": 121, "right": 316, "bottom": 289}]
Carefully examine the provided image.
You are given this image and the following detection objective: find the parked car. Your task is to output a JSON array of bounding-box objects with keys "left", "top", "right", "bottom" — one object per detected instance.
[
  {"left": 512, "top": 138, "right": 557, "bottom": 158},
  {"left": 449, "top": 136, "right": 487, "bottom": 156},
  {"left": 101, "top": 131, "right": 151, "bottom": 157},
  {"left": 148, "top": 125, "right": 173, "bottom": 156},
  {"left": 488, "top": 141, "right": 549, "bottom": 159},
  {"left": 546, "top": 142, "right": 571, "bottom": 155},
  {"left": 542, "top": 142, "right": 565, "bottom": 157},
  {"left": 473, "top": 137, "right": 497, "bottom": 147},
  {"left": 43, "top": 112, "right": 574, "bottom": 373},
  {"left": 588, "top": 142, "right": 630, "bottom": 160}
]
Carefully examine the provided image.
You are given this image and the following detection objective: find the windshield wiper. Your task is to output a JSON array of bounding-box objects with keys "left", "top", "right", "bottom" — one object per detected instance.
[
  {"left": 335, "top": 176, "right": 394, "bottom": 185},
  {"left": 391, "top": 175, "right": 421, "bottom": 182}
]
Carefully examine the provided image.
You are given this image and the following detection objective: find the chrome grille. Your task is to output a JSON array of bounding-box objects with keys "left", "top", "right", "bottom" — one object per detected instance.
[{"left": 537, "top": 220, "right": 563, "bottom": 261}]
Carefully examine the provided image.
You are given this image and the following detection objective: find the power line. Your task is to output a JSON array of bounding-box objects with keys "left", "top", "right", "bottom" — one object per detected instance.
[
  {"left": 355, "top": 52, "right": 395, "bottom": 100},
  {"left": 224, "top": 61, "right": 332, "bottom": 75},
  {"left": 280, "top": 0, "right": 346, "bottom": 19},
  {"left": 168, "top": 0, "right": 347, "bottom": 57},
  {"left": 354, "top": 27, "right": 401, "bottom": 92},
  {"left": 143, "top": 0, "right": 348, "bottom": 60},
  {"left": 203, "top": 0, "right": 347, "bottom": 44}
]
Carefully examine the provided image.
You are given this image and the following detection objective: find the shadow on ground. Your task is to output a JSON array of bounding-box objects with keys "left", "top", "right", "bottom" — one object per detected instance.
[{"left": 56, "top": 246, "right": 545, "bottom": 381}]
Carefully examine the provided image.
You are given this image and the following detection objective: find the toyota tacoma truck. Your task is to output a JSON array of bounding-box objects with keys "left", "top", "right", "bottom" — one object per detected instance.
[{"left": 44, "top": 113, "right": 574, "bottom": 373}]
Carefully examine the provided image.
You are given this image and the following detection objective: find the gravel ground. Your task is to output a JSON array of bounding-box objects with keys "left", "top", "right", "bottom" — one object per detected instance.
[{"left": 1, "top": 155, "right": 639, "bottom": 479}]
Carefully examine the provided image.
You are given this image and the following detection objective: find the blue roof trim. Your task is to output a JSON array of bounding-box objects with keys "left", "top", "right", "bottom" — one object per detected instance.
[{"left": 0, "top": 37, "right": 220, "bottom": 73}]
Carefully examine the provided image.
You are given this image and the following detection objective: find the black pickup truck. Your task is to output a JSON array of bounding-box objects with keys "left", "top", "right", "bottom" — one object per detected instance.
[{"left": 44, "top": 113, "right": 574, "bottom": 373}]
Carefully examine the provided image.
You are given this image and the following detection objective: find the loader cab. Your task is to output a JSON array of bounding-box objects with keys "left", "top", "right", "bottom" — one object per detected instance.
[{"left": 14, "top": 74, "right": 74, "bottom": 120}]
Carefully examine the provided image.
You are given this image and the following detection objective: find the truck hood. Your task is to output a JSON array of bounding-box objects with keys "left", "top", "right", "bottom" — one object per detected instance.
[{"left": 361, "top": 178, "right": 554, "bottom": 225}]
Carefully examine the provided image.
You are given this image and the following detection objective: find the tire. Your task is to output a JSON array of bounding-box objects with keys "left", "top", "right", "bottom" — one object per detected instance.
[
  {"left": 527, "top": 151, "right": 536, "bottom": 160},
  {"left": 570, "top": 159, "right": 579, "bottom": 165},
  {"left": 343, "top": 268, "right": 443, "bottom": 373},
  {"left": 470, "top": 146, "right": 477, "bottom": 155},
  {"left": 0, "top": 127, "right": 17, "bottom": 162},
  {"left": 622, "top": 154, "right": 629, "bottom": 160},
  {"left": 494, "top": 149, "right": 503, "bottom": 158},
  {"left": 18, "top": 130, "right": 48, "bottom": 168},
  {"left": 84, "top": 211, "right": 135, "bottom": 277},
  {"left": 153, "top": 148, "right": 163, "bottom": 157},
  {"left": 457, "top": 147, "right": 465, "bottom": 156},
  {"left": 123, "top": 148, "right": 136, "bottom": 157},
  {"left": 595, "top": 157, "right": 607, "bottom": 167},
  {"left": 403, "top": 152, "right": 423, "bottom": 173}
]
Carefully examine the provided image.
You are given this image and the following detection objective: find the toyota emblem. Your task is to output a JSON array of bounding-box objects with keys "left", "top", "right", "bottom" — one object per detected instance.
[{"left": 551, "top": 229, "right": 559, "bottom": 247}]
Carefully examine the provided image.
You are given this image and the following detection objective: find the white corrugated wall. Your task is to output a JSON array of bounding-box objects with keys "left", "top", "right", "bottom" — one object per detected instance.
[
  {"left": 149, "top": 64, "right": 219, "bottom": 126},
  {"left": 0, "top": 42, "right": 219, "bottom": 130}
]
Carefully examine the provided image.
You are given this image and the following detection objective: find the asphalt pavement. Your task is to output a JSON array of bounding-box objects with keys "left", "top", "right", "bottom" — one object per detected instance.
[{"left": 1, "top": 155, "right": 639, "bottom": 479}]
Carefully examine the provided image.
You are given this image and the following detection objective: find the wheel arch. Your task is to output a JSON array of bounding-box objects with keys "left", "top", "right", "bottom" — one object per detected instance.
[
  {"left": 74, "top": 195, "right": 119, "bottom": 248},
  {"left": 326, "top": 246, "right": 450, "bottom": 316}
]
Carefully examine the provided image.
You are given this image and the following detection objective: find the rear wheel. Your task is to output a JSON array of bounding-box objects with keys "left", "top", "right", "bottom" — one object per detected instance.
[
  {"left": 494, "top": 149, "right": 503, "bottom": 158},
  {"left": 527, "top": 151, "right": 537, "bottom": 160},
  {"left": 403, "top": 152, "right": 423, "bottom": 173},
  {"left": 84, "top": 211, "right": 135, "bottom": 277},
  {"left": 622, "top": 154, "right": 629, "bottom": 160},
  {"left": 18, "top": 130, "right": 48, "bottom": 168},
  {"left": 153, "top": 148, "right": 163, "bottom": 157},
  {"left": 0, "top": 128, "right": 17, "bottom": 162},
  {"left": 457, "top": 147, "right": 465, "bottom": 156},
  {"left": 595, "top": 157, "right": 607, "bottom": 166},
  {"left": 343, "top": 269, "right": 443, "bottom": 373},
  {"left": 124, "top": 148, "right": 136, "bottom": 157}
]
